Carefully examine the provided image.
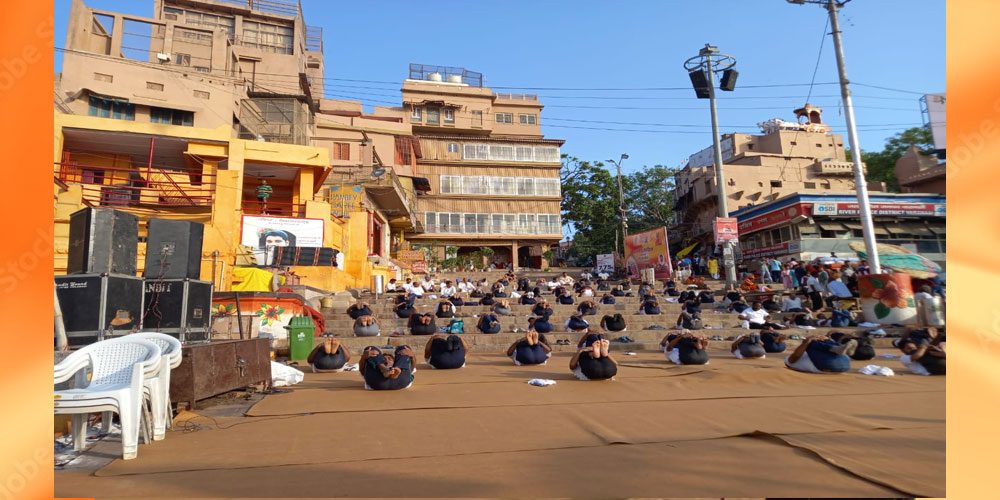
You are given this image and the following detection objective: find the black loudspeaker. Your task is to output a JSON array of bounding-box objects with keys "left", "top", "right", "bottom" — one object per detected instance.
[
  {"left": 144, "top": 219, "right": 204, "bottom": 279},
  {"left": 720, "top": 69, "right": 739, "bottom": 91},
  {"left": 67, "top": 208, "right": 139, "bottom": 275},
  {"left": 689, "top": 70, "right": 710, "bottom": 99},
  {"left": 269, "top": 246, "right": 340, "bottom": 266},
  {"left": 143, "top": 278, "right": 213, "bottom": 341},
  {"left": 55, "top": 273, "right": 145, "bottom": 346}
]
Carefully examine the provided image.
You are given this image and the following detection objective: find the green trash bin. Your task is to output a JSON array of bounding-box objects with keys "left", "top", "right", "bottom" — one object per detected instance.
[{"left": 285, "top": 316, "right": 316, "bottom": 361}]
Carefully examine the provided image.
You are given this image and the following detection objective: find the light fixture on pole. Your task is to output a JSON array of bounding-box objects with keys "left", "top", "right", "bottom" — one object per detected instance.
[
  {"left": 786, "top": 0, "right": 881, "bottom": 273},
  {"left": 684, "top": 43, "right": 738, "bottom": 288},
  {"left": 607, "top": 154, "right": 630, "bottom": 264}
]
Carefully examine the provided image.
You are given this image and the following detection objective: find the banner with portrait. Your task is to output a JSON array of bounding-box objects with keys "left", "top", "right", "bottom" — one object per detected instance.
[
  {"left": 240, "top": 215, "right": 325, "bottom": 249},
  {"left": 624, "top": 227, "right": 672, "bottom": 280}
]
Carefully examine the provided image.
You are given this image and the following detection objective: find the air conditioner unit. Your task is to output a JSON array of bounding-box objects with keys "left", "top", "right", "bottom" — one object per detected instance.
[{"left": 156, "top": 53, "right": 172, "bottom": 62}]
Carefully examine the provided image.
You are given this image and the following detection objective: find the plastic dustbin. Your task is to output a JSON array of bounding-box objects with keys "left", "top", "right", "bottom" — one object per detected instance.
[{"left": 284, "top": 316, "right": 316, "bottom": 361}]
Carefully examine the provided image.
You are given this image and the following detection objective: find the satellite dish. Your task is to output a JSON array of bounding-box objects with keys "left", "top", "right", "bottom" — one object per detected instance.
[{"left": 371, "top": 168, "right": 386, "bottom": 178}]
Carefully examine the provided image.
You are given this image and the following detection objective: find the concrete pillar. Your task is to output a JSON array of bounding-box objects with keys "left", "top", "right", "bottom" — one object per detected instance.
[
  {"left": 511, "top": 241, "right": 519, "bottom": 271},
  {"left": 110, "top": 15, "right": 124, "bottom": 58}
]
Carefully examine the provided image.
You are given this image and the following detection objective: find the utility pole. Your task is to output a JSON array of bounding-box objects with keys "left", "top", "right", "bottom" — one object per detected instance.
[
  {"left": 608, "top": 154, "right": 629, "bottom": 262},
  {"left": 787, "top": 0, "right": 881, "bottom": 273},
  {"left": 685, "top": 44, "right": 738, "bottom": 288}
]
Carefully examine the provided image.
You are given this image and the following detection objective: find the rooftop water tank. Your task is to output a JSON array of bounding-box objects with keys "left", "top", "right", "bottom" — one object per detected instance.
[
  {"left": 446, "top": 74, "right": 463, "bottom": 84},
  {"left": 427, "top": 72, "right": 443, "bottom": 82}
]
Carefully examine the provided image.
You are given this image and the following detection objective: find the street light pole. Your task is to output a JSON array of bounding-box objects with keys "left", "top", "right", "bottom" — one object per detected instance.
[
  {"left": 608, "top": 154, "right": 629, "bottom": 260},
  {"left": 685, "top": 44, "right": 738, "bottom": 288},
  {"left": 787, "top": 0, "right": 881, "bottom": 273}
]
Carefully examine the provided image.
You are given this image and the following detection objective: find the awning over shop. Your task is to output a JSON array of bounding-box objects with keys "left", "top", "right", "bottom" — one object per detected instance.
[
  {"left": 817, "top": 222, "right": 847, "bottom": 231},
  {"left": 885, "top": 225, "right": 909, "bottom": 235},
  {"left": 927, "top": 224, "right": 946, "bottom": 235},
  {"left": 905, "top": 224, "right": 934, "bottom": 237},
  {"left": 843, "top": 222, "right": 863, "bottom": 230},
  {"left": 872, "top": 225, "right": 890, "bottom": 235}
]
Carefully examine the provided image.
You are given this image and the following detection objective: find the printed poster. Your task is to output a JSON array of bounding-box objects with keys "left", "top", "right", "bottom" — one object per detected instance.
[
  {"left": 241, "top": 215, "right": 325, "bottom": 249},
  {"left": 624, "top": 227, "right": 672, "bottom": 280}
]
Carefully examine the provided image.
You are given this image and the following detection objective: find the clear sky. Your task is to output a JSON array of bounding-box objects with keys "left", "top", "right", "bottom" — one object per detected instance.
[{"left": 54, "top": 0, "right": 945, "bottom": 175}]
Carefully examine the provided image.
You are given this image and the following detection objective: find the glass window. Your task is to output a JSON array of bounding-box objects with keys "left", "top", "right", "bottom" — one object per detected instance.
[
  {"left": 449, "top": 213, "right": 462, "bottom": 232},
  {"left": 471, "top": 110, "right": 483, "bottom": 127},
  {"left": 411, "top": 107, "right": 421, "bottom": 122},
  {"left": 443, "top": 108, "right": 455, "bottom": 124},
  {"left": 440, "top": 175, "right": 457, "bottom": 194},
  {"left": 426, "top": 108, "right": 440, "bottom": 125},
  {"left": 477, "top": 214, "right": 489, "bottom": 233},
  {"left": 779, "top": 225, "right": 791, "bottom": 242},
  {"left": 503, "top": 214, "right": 516, "bottom": 233},
  {"left": 151, "top": 107, "right": 193, "bottom": 126},
  {"left": 515, "top": 146, "right": 533, "bottom": 161},
  {"left": 242, "top": 21, "right": 292, "bottom": 54},
  {"left": 491, "top": 214, "right": 503, "bottom": 233},
  {"left": 490, "top": 145, "right": 514, "bottom": 161},
  {"left": 517, "top": 178, "right": 534, "bottom": 196},
  {"left": 425, "top": 212, "right": 436, "bottom": 232},
  {"left": 89, "top": 96, "right": 135, "bottom": 120},
  {"left": 464, "top": 214, "right": 477, "bottom": 233},
  {"left": 916, "top": 240, "right": 940, "bottom": 254},
  {"left": 447, "top": 143, "right": 458, "bottom": 153},
  {"left": 495, "top": 113, "right": 513, "bottom": 124},
  {"left": 519, "top": 114, "right": 537, "bottom": 125}
]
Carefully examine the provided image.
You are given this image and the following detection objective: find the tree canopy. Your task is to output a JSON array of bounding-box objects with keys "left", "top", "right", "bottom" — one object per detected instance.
[{"left": 853, "top": 126, "right": 934, "bottom": 191}]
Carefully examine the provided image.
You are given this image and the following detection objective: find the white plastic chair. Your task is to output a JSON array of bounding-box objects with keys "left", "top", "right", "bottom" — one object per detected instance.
[
  {"left": 102, "top": 333, "right": 182, "bottom": 441},
  {"left": 54, "top": 339, "right": 161, "bottom": 460}
]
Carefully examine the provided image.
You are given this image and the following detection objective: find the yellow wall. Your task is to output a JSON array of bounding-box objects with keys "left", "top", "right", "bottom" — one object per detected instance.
[{"left": 53, "top": 112, "right": 382, "bottom": 293}]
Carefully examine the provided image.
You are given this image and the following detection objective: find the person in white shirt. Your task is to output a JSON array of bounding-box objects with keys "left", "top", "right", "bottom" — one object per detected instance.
[
  {"left": 598, "top": 270, "right": 610, "bottom": 281},
  {"left": 781, "top": 291, "right": 810, "bottom": 313},
  {"left": 401, "top": 278, "right": 414, "bottom": 294},
  {"left": 409, "top": 283, "right": 425, "bottom": 298},
  {"left": 823, "top": 276, "right": 854, "bottom": 308},
  {"left": 421, "top": 277, "right": 436, "bottom": 292},
  {"left": 386, "top": 279, "right": 398, "bottom": 293},
  {"left": 578, "top": 285, "right": 595, "bottom": 298},
  {"left": 457, "top": 279, "right": 472, "bottom": 294},
  {"left": 557, "top": 272, "right": 575, "bottom": 286},
  {"left": 739, "top": 301, "right": 787, "bottom": 330},
  {"left": 440, "top": 280, "right": 457, "bottom": 298},
  {"left": 581, "top": 270, "right": 593, "bottom": 281},
  {"left": 804, "top": 272, "right": 824, "bottom": 311}
]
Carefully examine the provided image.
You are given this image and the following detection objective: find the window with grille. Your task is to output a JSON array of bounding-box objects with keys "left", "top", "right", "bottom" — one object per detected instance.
[
  {"left": 88, "top": 96, "right": 134, "bottom": 121},
  {"left": 333, "top": 142, "right": 350, "bottom": 160},
  {"left": 495, "top": 113, "right": 513, "bottom": 124},
  {"left": 174, "top": 53, "right": 191, "bottom": 66},
  {"left": 150, "top": 107, "right": 193, "bottom": 126},
  {"left": 519, "top": 114, "right": 537, "bottom": 125},
  {"left": 242, "top": 21, "right": 293, "bottom": 54},
  {"left": 443, "top": 108, "right": 455, "bottom": 124},
  {"left": 426, "top": 108, "right": 440, "bottom": 125},
  {"left": 447, "top": 143, "right": 459, "bottom": 153},
  {"left": 411, "top": 106, "right": 422, "bottom": 122}
]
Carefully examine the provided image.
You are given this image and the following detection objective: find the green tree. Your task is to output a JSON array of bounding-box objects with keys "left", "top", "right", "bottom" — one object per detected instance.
[
  {"left": 847, "top": 127, "right": 934, "bottom": 192},
  {"left": 560, "top": 156, "right": 677, "bottom": 258}
]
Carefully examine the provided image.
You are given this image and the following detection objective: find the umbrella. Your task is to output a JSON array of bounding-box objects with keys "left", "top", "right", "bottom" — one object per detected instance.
[{"left": 849, "top": 241, "right": 941, "bottom": 279}]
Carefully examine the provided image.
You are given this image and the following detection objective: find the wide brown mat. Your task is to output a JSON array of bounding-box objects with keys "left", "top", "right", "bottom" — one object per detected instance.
[
  {"left": 247, "top": 351, "right": 943, "bottom": 416},
  {"left": 59, "top": 434, "right": 912, "bottom": 498}
]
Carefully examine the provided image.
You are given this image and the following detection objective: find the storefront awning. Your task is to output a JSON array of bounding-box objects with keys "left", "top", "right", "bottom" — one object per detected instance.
[
  {"left": 927, "top": 225, "right": 946, "bottom": 235},
  {"left": 817, "top": 222, "right": 846, "bottom": 231},
  {"left": 885, "top": 225, "right": 909, "bottom": 235},
  {"left": 905, "top": 224, "right": 934, "bottom": 236},
  {"left": 872, "top": 225, "right": 890, "bottom": 235},
  {"left": 843, "top": 222, "right": 863, "bottom": 230}
]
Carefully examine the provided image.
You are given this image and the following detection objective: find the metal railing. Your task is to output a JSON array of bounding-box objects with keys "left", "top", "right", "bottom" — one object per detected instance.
[
  {"left": 213, "top": 0, "right": 301, "bottom": 17},
  {"left": 55, "top": 161, "right": 215, "bottom": 207},
  {"left": 305, "top": 25, "right": 323, "bottom": 52},
  {"left": 494, "top": 93, "right": 538, "bottom": 101},
  {"left": 242, "top": 199, "right": 306, "bottom": 218},
  {"left": 408, "top": 63, "right": 483, "bottom": 87},
  {"left": 421, "top": 222, "right": 562, "bottom": 236}
]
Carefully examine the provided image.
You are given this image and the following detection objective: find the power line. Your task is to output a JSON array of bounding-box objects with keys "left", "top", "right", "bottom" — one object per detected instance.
[{"left": 853, "top": 82, "right": 929, "bottom": 95}]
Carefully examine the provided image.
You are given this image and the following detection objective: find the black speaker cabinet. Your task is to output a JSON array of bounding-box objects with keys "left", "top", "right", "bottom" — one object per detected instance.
[
  {"left": 269, "top": 246, "right": 340, "bottom": 266},
  {"left": 688, "top": 70, "right": 710, "bottom": 99},
  {"left": 720, "top": 69, "right": 739, "bottom": 91},
  {"left": 144, "top": 219, "right": 204, "bottom": 279},
  {"left": 67, "top": 208, "right": 139, "bottom": 275},
  {"left": 142, "top": 278, "right": 213, "bottom": 341},
  {"left": 55, "top": 273, "right": 145, "bottom": 346}
]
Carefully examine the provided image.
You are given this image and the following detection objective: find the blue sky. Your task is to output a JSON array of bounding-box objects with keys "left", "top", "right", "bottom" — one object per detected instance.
[{"left": 55, "top": 0, "right": 945, "bottom": 175}]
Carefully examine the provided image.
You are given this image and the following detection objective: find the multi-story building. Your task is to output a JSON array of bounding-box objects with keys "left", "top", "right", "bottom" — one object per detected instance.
[
  {"left": 53, "top": 0, "right": 409, "bottom": 292},
  {"left": 399, "top": 64, "right": 565, "bottom": 269},
  {"left": 671, "top": 105, "right": 863, "bottom": 248}
]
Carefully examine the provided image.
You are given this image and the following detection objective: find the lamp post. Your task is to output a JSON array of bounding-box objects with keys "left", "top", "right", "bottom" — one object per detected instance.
[
  {"left": 786, "top": 0, "right": 881, "bottom": 273},
  {"left": 684, "top": 44, "right": 738, "bottom": 287},
  {"left": 607, "top": 154, "right": 629, "bottom": 263}
]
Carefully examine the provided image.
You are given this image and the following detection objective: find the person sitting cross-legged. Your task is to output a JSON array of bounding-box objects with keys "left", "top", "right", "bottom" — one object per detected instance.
[
  {"left": 493, "top": 299, "right": 514, "bottom": 316},
  {"left": 529, "top": 315, "right": 554, "bottom": 334},
  {"left": 308, "top": 335, "right": 351, "bottom": 372},
  {"left": 660, "top": 330, "right": 710, "bottom": 365},
  {"left": 565, "top": 314, "right": 590, "bottom": 333},
  {"left": 359, "top": 345, "right": 416, "bottom": 390},
  {"left": 506, "top": 330, "right": 552, "bottom": 366},
  {"left": 531, "top": 300, "right": 554, "bottom": 318},
  {"left": 577, "top": 300, "right": 598, "bottom": 316},
  {"left": 784, "top": 335, "right": 855, "bottom": 374},
  {"left": 435, "top": 300, "right": 456, "bottom": 319},
  {"left": 569, "top": 337, "right": 618, "bottom": 381},
  {"left": 346, "top": 301, "right": 372, "bottom": 320},
  {"left": 600, "top": 293, "right": 616, "bottom": 305},
  {"left": 638, "top": 298, "right": 662, "bottom": 315},
  {"left": 424, "top": 334, "right": 468, "bottom": 370},
  {"left": 739, "top": 301, "right": 787, "bottom": 330},
  {"left": 519, "top": 292, "right": 537, "bottom": 305}
]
